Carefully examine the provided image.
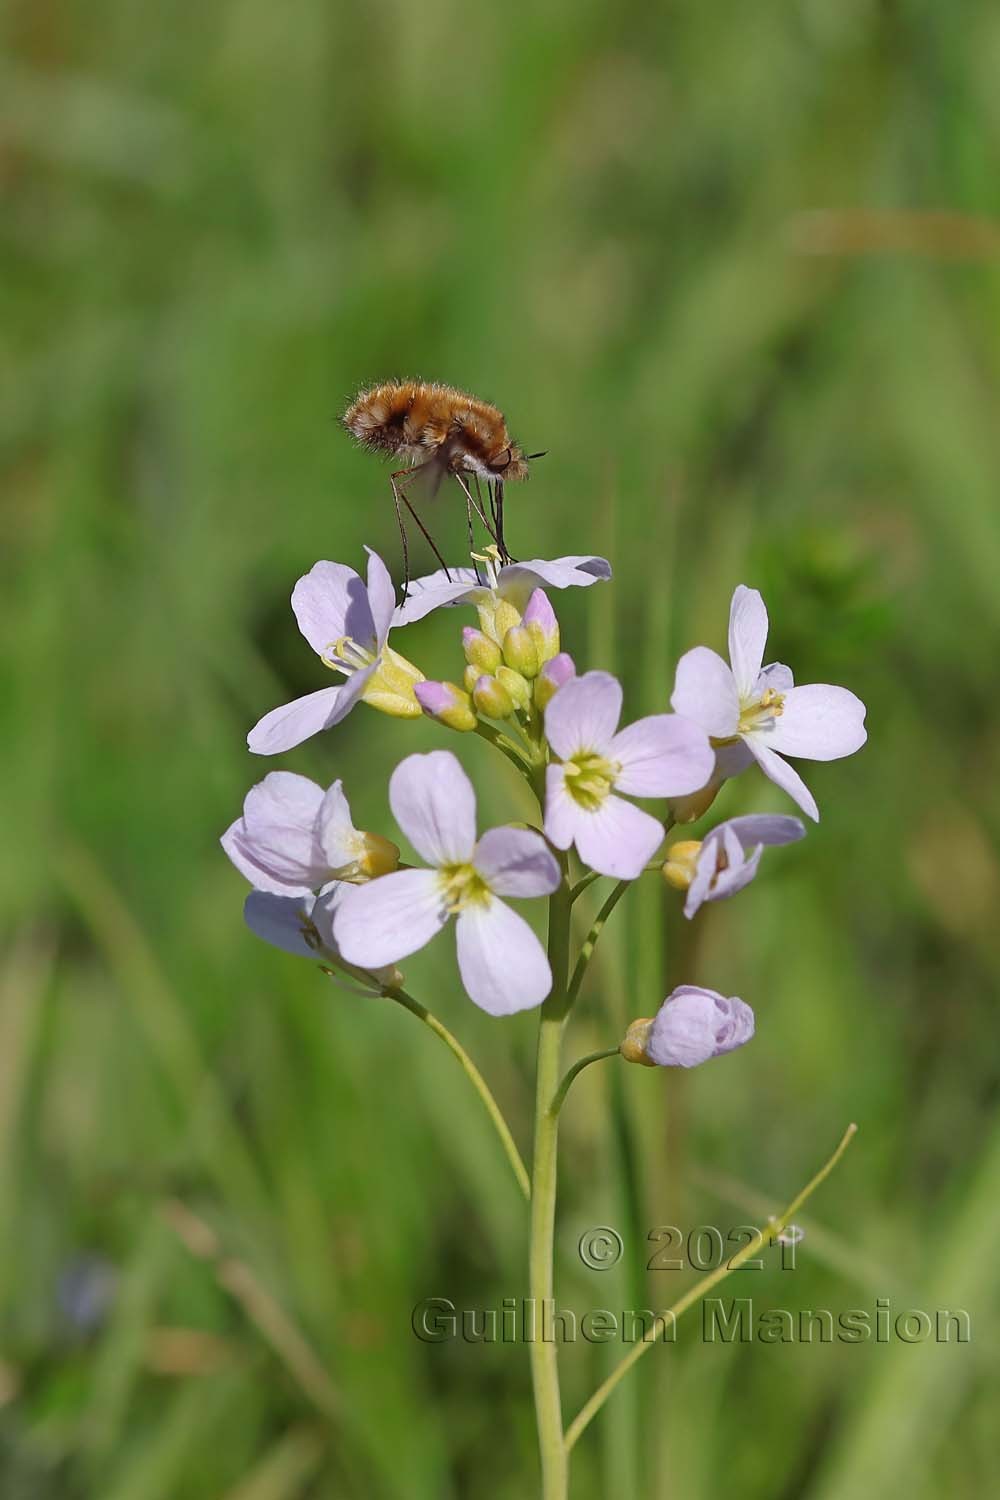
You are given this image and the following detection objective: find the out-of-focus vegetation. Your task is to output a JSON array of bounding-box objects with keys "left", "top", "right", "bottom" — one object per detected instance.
[{"left": 2, "top": 0, "right": 999, "bottom": 1494}]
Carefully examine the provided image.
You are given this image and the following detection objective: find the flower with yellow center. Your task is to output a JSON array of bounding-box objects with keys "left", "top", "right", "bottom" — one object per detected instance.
[
  {"left": 671, "top": 585, "right": 867, "bottom": 822},
  {"left": 248, "top": 548, "right": 424, "bottom": 756},
  {"left": 543, "top": 671, "right": 714, "bottom": 880},
  {"left": 335, "top": 751, "right": 561, "bottom": 1016},
  {"left": 222, "top": 771, "right": 400, "bottom": 895}
]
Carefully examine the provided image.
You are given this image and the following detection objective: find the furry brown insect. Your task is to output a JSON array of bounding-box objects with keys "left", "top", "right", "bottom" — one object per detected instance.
[{"left": 342, "top": 380, "right": 542, "bottom": 587}]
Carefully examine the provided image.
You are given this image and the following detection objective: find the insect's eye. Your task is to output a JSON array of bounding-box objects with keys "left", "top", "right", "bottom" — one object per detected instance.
[{"left": 491, "top": 448, "right": 513, "bottom": 474}]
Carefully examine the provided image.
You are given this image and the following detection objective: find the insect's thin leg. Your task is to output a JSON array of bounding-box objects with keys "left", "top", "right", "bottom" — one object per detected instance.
[
  {"left": 391, "top": 464, "right": 453, "bottom": 583},
  {"left": 462, "top": 487, "right": 483, "bottom": 583},
  {"left": 453, "top": 471, "right": 498, "bottom": 544},
  {"left": 389, "top": 476, "right": 412, "bottom": 599},
  {"left": 491, "top": 479, "right": 513, "bottom": 563},
  {"left": 391, "top": 466, "right": 453, "bottom": 581},
  {"left": 471, "top": 476, "right": 488, "bottom": 582}
]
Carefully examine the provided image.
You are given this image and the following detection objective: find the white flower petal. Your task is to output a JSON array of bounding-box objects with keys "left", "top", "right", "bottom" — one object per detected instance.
[
  {"left": 670, "top": 648, "right": 740, "bottom": 738},
  {"left": 392, "top": 568, "right": 485, "bottom": 625},
  {"left": 455, "top": 899, "right": 552, "bottom": 1015},
  {"left": 243, "top": 770, "right": 324, "bottom": 829},
  {"left": 744, "top": 737, "right": 819, "bottom": 821},
  {"left": 756, "top": 662, "right": 794, "bottom": 693},
  {"left": 292, "top": 561, "right": 377, "bottom": 657},
  {"left": 723, "top": 813, "right": 805, "bottom": 848},
  {"left": 332, "top": 869, "right": 448, "bottom": 966},
  {"left": 713, "top": 740, "right": 755, "bottom": 779},
  {"left": 728, "top": 586, "right": 769, "bottom": 698},
  {"left": 243, "top": 891, "right": 324, "bottom": 958},
  {"left": 312, "top": 885, "right": 397, "bottom": 988},
  {"left": 543, "top": 765, "right": 577, "bottom": 851},
  {"left": 222, "top": 771, "right": 326, "bottom": 894},
  {"left": 573, "top": 793, "right": 665, "bottom": 880},
  {"left": 473, "top": 827, "right": 561, "bottom": 898},
  {"left": 364, "top": 547, "right": 397, "bottom": 648},
  {"left": 389, "top": 751, "right": 477, "bottom": 866},
  {"left": 707, "top": 840, "right": 762, "bottom": 904},
  {"left": 247, "top": 674, "right": 371, "bottom": 755},
  {"left": 222, "top": 823, "right": 312, "bottom": 896},
  {"left": 763, "top": 684, "right": 867, "bottom": 762},
  {"left": 496, "top": 556, "right": 611, "bottom": 610},
  {"left": 683, "top": 825, "right": 754, "bottom": 916},
  {"left": 317, "top": 780, "right": 361, "bottom": 870},
  {"left": 610, "top": 714, "right": 714, "bottom": 797},
  {"left": 648, "top": 985, "right": 754, "bottom": 1067},
  {"left": 683, "top": 843, "right": 718, "bottom": 919},
  {"left": 544, "top": 670, "right": 622, "bottom": 758}
]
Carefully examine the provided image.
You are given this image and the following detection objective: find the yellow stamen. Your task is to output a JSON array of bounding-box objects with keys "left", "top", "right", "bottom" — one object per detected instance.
[
  {"left": 321, "top": 636, "right": 376, "bottom": 675},
  {"left": 438, "top": 863, "right": 492, "bottom": 914},
  {"left": 737, "top": 686, "right": 786, "bottom": 735},
  {"left": 563, "top": 751, "right": 617, "bottom": 812}
]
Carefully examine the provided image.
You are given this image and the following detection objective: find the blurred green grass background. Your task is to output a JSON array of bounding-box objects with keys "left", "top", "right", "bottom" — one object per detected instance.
[{"left": 2, "top": 0, "right": 999, "bottom": 1494}]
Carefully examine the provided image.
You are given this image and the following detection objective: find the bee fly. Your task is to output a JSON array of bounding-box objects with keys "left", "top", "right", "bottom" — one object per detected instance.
[{"left": 342, "top": 380, "right": 544, "bottom": 591}]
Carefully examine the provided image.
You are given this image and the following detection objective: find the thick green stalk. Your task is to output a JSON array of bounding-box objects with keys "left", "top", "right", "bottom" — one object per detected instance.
[{"left": 529, "top": 870, "right": 573, "bottom": 1499}]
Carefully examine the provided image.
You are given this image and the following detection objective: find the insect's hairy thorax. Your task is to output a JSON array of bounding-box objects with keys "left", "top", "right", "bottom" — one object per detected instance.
[{"left": 343, "top": 381, "right": 519, "bottom": 475}]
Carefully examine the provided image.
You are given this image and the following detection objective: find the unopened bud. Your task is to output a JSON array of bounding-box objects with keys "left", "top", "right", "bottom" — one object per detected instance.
[
  {"left": 478, "top": 597, "right": 522, "bottom": 644},
  {"left": 502, "top": 625, "right": 539, "bottom": 679},
  {"left": 462, "top": 626, "right": 502, "bottom": 674},
  {"left": 414, "top": 680, "right": 476, "bottom": 733},
  {"left": 661, "top": 841, "right": 702, "bottom": 891},
  {"left": 496, "top": 665, "right": 531, "bottom": 711},
  {"left": 534, "top": 651, "right": 576, "bottom": 710},
  {"left": 472, "top": 674, "right": 515, "bottom": 720},
  {"left": 523, "top": 588, "right": 560, "bottom": 663},
  {"left": 621, "top": 1018, "right": 657, "bottom": 1067},
  {"left": 463, "top": 663, "right": 481, "bottom": 695}
]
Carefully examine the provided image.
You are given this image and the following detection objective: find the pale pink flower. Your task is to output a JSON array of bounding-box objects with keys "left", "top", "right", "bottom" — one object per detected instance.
[
  {"left": 248, "top": 549, "right": 422, "bottom": 755},
  {"left": 222, "top": 772, "right": 398, "bottom": 895},
  {"left": 648, "top": 986, "right": 755, "bottom": 1067},
  {"left": 683, "top": 813, "right": 805, "bottom": 918},
  {"left": 544, "top": 671, "right": 713, "bottom": 879},
  {"left": 671, "top": 585, "right": 866, "bottom": 820},
  {"left": 333, "top": 751, "right": 560, "bottom": 1016}
]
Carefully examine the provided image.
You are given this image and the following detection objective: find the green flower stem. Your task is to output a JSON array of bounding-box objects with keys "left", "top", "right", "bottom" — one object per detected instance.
[
  {"left": 567, "top": 878, "right": 630, "bottom": 1004},
  {"left": 529, "top": 867, "right": 574, "bottom": 1499},
  {"left": 564, "top": 1122, "right": 859, "bottom": 1452},
  {"left": 568, "top": 869, "right": 602, "bottom": 903},
  {"left": 550, "top": 1047, "right": 621, "bottom": 1118},
  {"left": 385, "top": 986, "right": 530, "bottom": 1202}
]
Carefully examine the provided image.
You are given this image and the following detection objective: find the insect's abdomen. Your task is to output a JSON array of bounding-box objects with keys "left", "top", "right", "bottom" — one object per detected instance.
[{"left": 343, "top": 381, "right": 512, "bottom": 470}]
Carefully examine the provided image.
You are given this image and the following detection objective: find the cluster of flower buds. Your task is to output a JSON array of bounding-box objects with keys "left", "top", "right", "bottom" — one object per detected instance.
[
  {"left": 223, "top": 543, "right": 867, "bottom": 1064},
  {"left": 416, "top": 583, "right": 574, "bottom": 737}
]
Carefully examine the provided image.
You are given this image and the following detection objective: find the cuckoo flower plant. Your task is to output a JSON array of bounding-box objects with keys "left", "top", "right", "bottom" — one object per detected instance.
[{"left": 226, "top": 528, "right": 866, "bottom": 1499}]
